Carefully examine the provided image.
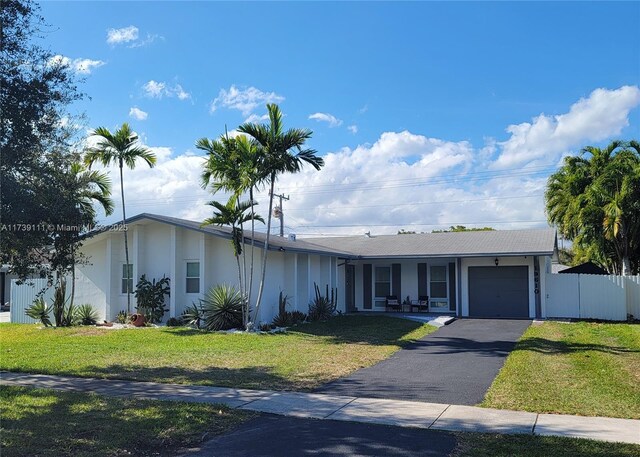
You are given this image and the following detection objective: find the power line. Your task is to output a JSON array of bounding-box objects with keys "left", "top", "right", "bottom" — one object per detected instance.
[{"left": 286, "top": 193, "right": 543, "bottom": 212}]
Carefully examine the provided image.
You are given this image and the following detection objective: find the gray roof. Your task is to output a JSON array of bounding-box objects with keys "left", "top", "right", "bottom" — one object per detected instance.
[
  {"left": 304, "top": 229, "right": 556, "bottom": 259},
  {"left": 86, "top": 213, "right": 352, "bottom": 257},
  {"left": 87, "top": 214, "right": 555, "bottom": 259}
]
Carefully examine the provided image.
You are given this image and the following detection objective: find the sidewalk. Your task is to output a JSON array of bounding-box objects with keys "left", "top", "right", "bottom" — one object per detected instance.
[{"left": 1, "top": 372, "right": 638, "bottom": 445}]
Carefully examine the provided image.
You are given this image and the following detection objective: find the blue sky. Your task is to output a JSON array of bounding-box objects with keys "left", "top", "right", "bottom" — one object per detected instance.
[{"left": 41, "top": 1, "right": 640, "bottom": 236}]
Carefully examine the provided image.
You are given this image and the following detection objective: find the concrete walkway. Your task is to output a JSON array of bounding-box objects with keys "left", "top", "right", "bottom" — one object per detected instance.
[{"left": 2, "top": 372, "right": 638, "bottom": 445}]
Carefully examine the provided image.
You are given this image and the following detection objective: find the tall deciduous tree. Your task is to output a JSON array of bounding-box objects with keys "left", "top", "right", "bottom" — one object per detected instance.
[
  {"left": 238, "top": 104, "right": 324, "bottom": 324},
  {"left": 84, "top": 124, "right": 156, "bottom": 312},
  {"left": 545, "top": 140, "right": 640, "bottom": 275},
  {"left": 0, "top": 0, "right": 87, "bottom": 280}
]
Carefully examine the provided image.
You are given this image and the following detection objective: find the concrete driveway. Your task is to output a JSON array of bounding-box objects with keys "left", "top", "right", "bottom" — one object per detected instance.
[{"left": 316, "top": 318, "right": 531, "bottom": 405}]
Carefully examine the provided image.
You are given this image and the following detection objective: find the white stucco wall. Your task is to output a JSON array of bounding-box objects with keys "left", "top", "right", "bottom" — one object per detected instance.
[
  {"left": 74, "top": 238, "right": 109, "bottom": 322},
  {"left": 74, "top": 219, "right": 338, "bottom": 325}
]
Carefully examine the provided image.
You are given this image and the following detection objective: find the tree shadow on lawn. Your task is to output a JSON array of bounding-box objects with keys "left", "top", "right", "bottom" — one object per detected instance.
[
  {"left": 0, "top": 386, "right": 248, "bottom": 457},
  {"left": 163, "top": 315, "right": 428, "bottom": 347},
  {"left": 75, "top": 364, "right": 310, "bottom": 391},
  {"left": 516, "top": 337, "right": 639, "bottom": 355},
  {"left": 288, "top": 314, "right": 427, "bottom": 346}
]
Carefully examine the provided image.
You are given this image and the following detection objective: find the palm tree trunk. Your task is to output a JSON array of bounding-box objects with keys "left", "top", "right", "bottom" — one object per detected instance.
[
  {"left": 253, "top": 175, "right": 275, "bottom": 325},
  {"left": 70, "top": 250, "right": 76, "bottom": 309},
  {"left": 119, "top": 162, "right": 131, "bottom": 314},
  {"left": 248, "top": 187, "right": 256, "bottom": 323},
  {"left": 237, "top": 192, "right": 249, "bottom": 327}
]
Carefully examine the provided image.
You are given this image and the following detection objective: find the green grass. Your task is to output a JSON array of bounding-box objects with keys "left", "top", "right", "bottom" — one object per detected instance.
[
  {"left": 3, "top": 386, "right": 637, "bottom": 457},
  {"left": 0, "top": 385, "right": 254, "bottom": 457},
  {"left": 0, "top": 315, "right": 435, "bottom": 391},
  {"left": 454, "top": 433, "right": 640, "bottom": 457},
  {"left": 482, "top": 321, "right": 640, "bottom": 419}
]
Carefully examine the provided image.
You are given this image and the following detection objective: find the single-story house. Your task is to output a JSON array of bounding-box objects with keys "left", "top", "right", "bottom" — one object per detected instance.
[
  {"left": 306, "top": 229, "right": 555, "bottom": 319},
  {"left": 68, "top": 214, "right": 557, "bottom": 323}
]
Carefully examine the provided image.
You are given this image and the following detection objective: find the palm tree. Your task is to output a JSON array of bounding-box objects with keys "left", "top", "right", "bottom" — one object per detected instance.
[
  {"left": 68, "top": 162, "right": 114, "bottom": 307},
  {"left": 238, "top": 104, "right": 324, "bottom": 324},
  {"left": 197, "top": 133, "right": 267, "bottom": 322},
  {"left": 545, "top": 140, "right": 640, "bottom": 275},
  {"left": 84, "top": 123, "right": 156, "bottom": 312},
  {"left": 201, "top": 198, "right": 263, "bottom": 327}
]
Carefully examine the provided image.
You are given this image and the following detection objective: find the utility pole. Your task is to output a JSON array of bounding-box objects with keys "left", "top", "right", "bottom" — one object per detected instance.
[{"left": 270, "top": 192, "right": 290, "bottom": 237}]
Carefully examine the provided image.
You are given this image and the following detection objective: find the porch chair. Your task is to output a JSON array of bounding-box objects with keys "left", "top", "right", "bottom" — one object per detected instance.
[
  {"left": 414, "top": 296, "right": 429, "bottom": 312},
  {"left": 385, "top": 295, "right": 401, "bottom": 312}
]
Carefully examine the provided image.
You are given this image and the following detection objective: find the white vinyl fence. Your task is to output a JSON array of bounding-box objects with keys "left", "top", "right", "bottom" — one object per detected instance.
[
  {"left": 9, "top": 279, "right": 56, "bottom": 324},
  {"left": 545, "top": 273, "right": 640, "bottom": 321}
]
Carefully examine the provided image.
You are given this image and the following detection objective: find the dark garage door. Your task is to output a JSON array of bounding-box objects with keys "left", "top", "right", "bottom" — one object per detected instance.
[{"left": 468, "top": 266, "right": 529, "bottom": 318}]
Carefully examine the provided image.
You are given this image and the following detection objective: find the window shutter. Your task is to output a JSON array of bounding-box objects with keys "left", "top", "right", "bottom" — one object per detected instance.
[
  {"left": 418, "top": 263, "right": 427, "bottom": 297},
  {"left": 363, "top": 264, "right": 372, "bottom": 309},
  {"left": 392, "top": 263, "right": 401, "bottom": 298}
]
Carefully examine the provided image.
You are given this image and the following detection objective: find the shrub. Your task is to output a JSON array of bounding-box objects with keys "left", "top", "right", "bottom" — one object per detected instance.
[
  {"left": 115, "top": 310, "right": 130, "bottom": 324},
  {"left": 74, "top": 304, "right": 99, "bottom": 325},
  {"left": 259, "top": 323, "right": 275, "bottom": 332},
  {"left": 308, "top": 283, "right": 337, "bottom": 321},
  {"left": 51, "top": 280, "right": 75, "bottom": 327},
  {"left": 272, "top": 310, "right": 307, "bottom": 327},
  {"left": 181, "top": 302, "right": 203, "bottom": 329},
  {"left": 290, "top": 311, "right": 308, "bottom": 324},
  {"left": 135, "top": 275, "right": 170, "bottom": 324},
  {"left": 201, "top": 284, "right": 243, "bottom": 331},
  {"left": 25, "top": 297, "right": 53, "bottom": 327},
  {"left": 165, "top": 317, "right": 181, "bottom": 327}
]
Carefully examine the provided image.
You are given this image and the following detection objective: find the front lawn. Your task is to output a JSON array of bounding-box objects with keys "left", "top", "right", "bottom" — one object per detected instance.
[
  {"left": 0, "top": 315, "right": 435, "bottom": 391},
  {"left": 482, "top": 321, "right": 640, "bottom": 419},
  {"left": 454, "top": 432, "right": 640, "bottom": 457},
  {"left": 0, "top": 386, "right": 254, "bottom": 457}
]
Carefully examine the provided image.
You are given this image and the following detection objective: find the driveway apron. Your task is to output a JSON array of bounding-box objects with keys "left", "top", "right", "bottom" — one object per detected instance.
[{"left": 316, "top": 319, "right": 531, "bottom": 405}]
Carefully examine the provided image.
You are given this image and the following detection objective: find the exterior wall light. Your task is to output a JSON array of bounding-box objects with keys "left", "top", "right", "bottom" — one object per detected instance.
[{"left": 495, "top": 258, "right": 499, "bottom": 266}]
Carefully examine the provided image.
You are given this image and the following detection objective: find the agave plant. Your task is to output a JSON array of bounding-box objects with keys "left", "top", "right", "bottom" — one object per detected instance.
[
  {"left": 181, "top": 302, "right": 204, "bottom": 329},
  {"left": 201, "top": 284, "right": 244, "bottom": 331},
  {"left": 74, "top": 304, "right": 99, "bottom": 325},
  {"left": 25, "top": 297, "right": 53, "bottom": 327}
]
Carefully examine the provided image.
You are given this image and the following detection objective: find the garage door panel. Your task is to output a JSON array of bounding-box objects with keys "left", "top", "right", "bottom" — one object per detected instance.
[{"left": 469, "top": 266, "right": 529, "bottom": 318}]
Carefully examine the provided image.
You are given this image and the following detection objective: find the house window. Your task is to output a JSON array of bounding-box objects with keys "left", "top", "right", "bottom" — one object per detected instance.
[
  {"left": 374, "top": 266, "right": 391, "bottom": 308},
  {"left": 186, "top": 262, "right": 200, "bottom": 294},
  {"left": 430, "top": 265, "right": 448, "bottom": 311},
  {"left": 121, "top": 264, "right": 133, "bottom": 294}
]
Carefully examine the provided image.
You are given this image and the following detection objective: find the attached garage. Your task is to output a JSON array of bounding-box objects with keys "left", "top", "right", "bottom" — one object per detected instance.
[{"left": 468, "top": 266, "right": 529, "bottom": 318}]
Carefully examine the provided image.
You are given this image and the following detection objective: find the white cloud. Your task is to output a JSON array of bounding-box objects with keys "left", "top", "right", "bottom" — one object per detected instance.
[
  {"left": 244, "top": 113, "right": 270, "bottom": 123},
  {"left": 106, "top": 26, "right": 139, "bottom": 45},
  {"left": 143, "top": 80, "right": 167, "bottom": 98},
  {"left": 210, "top": 85, "right": 284, "bottom": 116},
  {"left": 174, "top": 84, "right": 191, "bottom": 100},
  {"left": 96, "top": 85, "right": 639, "bottom": 237},
  {"left": 347, "top": 125, "right": 358, "bottom": 134},
  {"left": 48, "top": 55, "right": 105, "bottom": 75},
  {"left": 493, "top": 86, "right": 640, "bottom": 169},
  {"left": 143, "top": 80, "right": 191, "bottom": 100},
  {"left": 129, "top": 107, "right": 148, "bottom": 121},
  {"left": 309, "top": 112, "right": 343, "bottom": 127}
]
